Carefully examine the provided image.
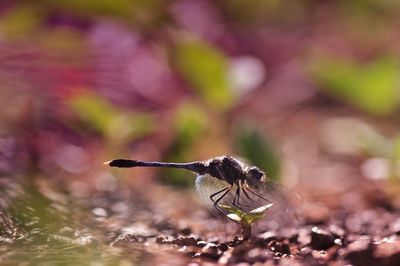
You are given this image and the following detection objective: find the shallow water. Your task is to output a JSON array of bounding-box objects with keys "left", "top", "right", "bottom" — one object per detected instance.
[{"left": 0, "top": 176, "right": 178, "bottom": 266}]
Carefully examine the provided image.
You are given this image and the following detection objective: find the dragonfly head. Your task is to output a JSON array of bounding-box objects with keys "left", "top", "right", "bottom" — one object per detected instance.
[{"left": 245, "top": 166, "right": 266, "bottom": 186}]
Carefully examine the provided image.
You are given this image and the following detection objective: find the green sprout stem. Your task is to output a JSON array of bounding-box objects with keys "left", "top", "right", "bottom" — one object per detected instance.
[{"left": 219, "top": 203, "right": 273, "bottom": 240}]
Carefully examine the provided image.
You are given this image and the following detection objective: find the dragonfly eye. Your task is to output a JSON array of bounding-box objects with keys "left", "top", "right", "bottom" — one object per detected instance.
[{"left": 246, "top": 167, "right": 265, "bottom": 185}]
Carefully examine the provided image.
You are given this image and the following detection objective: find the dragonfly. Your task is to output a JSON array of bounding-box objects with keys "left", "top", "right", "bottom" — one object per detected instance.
[{"left": 105, "top": 156, "right": 297, "bottom": 219}]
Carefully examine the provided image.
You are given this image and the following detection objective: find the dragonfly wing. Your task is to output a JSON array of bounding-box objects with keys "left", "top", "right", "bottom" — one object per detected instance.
[
  {"left": 249, "top": 179, "right": 301, "bottom": 219},
  {"left": 195, "top": 173, "right": 301, "bottom": 225},
  {"left": 195, "top": 174, "right": 233, "bottom": 206}
]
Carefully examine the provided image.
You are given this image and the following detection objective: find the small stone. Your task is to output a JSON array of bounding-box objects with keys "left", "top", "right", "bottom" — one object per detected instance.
[
  {"left": 310, "top": 226, "right": 335, "bottom": 250},
  {"left": 110, "top": 234, "right": 138, "bottom": 247},
  {"left": 184, "top": 236, "right": 198, "bottom": 246},
  {"left": 172, "top": 236, "right": 198, "bottom": 246},
  {"left": 156, "top": 236, "right": 165, "bottom": 244},
  {"left": 179, "top": 227, "right": 192, "bottom": 236},
  {"left": 289, "top": 233, "right": 299, "bottom": 244},
  {"left": 274, "top": 252, "right": 283, "bottom": 257},
  {"left": 92, "top": 207, "right": 107, "bottom": 217},
  {"left": 201, "top": 243, "right": 221, "bottom": 260},
  {"left": 334, "top": 238, "right": 343, "bottom": 246},
  {"left": 202, "top": 242, "right": 218, "bottom": 249},
  {"left": 267, "top": 240, "right": 290, "bottom": 255},
  {"left": 257, "top": 231, "right": 278, "bottom": 243},
  {"left": 157, "top": 235, "right": 175, "bottom": 244},
  {"left": 345, "top": 238, "right": 376, "bottom": 266},
  {"left": 217, "top": 242, "right": 229, "bottom": 251},
  {"left": 342, "top": 236, "right": 377, "bottom": 266},
  {"left": 121, "top": 223, "right": 157, "bottom": 238},
  {"left": 228, "top": 236, "right": 244, "bottom": 247},
  {"left": 347, "top": 236, "right": 371, "bottom": 252},
  {"left": 197, "top": 241, "right": 207, "bottom": 247},
  {"left": 374, "top": 237, "right": 400, "bottom": 258}
]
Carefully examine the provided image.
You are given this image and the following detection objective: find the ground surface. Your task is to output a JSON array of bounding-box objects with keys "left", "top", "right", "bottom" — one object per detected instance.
[
  {"left": 1, "top": 111, "right": 400, "bottom": 265},
  {"left": 1, "top": 174, "right": 400, "bottom": 266}
]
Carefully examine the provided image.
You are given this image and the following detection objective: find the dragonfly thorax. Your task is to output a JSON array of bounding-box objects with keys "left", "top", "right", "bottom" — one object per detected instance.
[{"left": 203, "top": 156, "right": 265, "bottom": 186}]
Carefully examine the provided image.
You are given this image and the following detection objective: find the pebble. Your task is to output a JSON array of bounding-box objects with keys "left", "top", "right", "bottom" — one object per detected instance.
[
  {"left": 267, "top": 240, "right": 290, "bottom": 255},
  {"left": 228, "top": 236, "right": 244, "bottom": 247},
  {"left": 196, "top": 240, "right": 207, "bottom": 247},
  {"left": 310, "top": 226, "right": 336, "bottom": 250},
  {"left": 110, "top": 234, "right": 138, "bottom": 247},
  {"left": 179, "top": 227, "right": 192, "bottom": 236},
  {"left": 217, "top": 242, "right": 229, "bottom": 251},
  {"left": 200, "top": 243, "right": 221, "bottom": 260},
  {"left": 257, "top": 231, "right": 278, "bottom": 243},
  {"left": 156, "top": 236, "right": 166, "bottom": 244},
  {"left": 171, "top": 235, "right": 198, "bottom": 246},
  {"left": 374, "top": 237, "right": 400, "bottom": 258}
]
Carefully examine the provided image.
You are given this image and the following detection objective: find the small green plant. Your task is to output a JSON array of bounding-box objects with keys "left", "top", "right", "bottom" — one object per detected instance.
[{"left": 220, "top": 203, "right": 273, "bottom": 240}]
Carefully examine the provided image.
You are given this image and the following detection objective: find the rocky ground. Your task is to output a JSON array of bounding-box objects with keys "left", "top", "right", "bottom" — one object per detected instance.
[
  {"left": 106, "top": 183, "right": 400, "bottom": 266},
  {"left": 1, "top": 170, "right": 400, "bottom": 266}
]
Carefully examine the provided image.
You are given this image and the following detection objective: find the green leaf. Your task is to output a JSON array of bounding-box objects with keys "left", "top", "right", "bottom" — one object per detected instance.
[
  {"left": 249, "top": 203, "right": 273, "bottom": 214},
  {"left": 68, "top": 91, "right": 154, "bottom": 142},
  {"left": 227, "top": 213, "right": 242, "bottom": 223},
  {"left": 220, "top": 203, "right": 271, "bottom": 225},
  {"left": 106, "top": 113, "right": 154, "bottom": 142},
  {"left": 393, "top": 135, "right": 400, "bottom": 161},
  {"left": 174, "top": 101, "right": 209, "bottom": 145},
  {"left": 41, "top": 0, "right": 133, "bottom": 18},
  {"left": 323, "top": 118, "right": 391, "bottom": 157},
  {"left": 219, "top": 204, "right": 245, "bottom": 217},
  {"left": 242, "top": 212, "right": 265, "bottom": 224},
  {"left": 309, "top": 56, "right": 400, "bottom": 115},
  {"left": 0, "top": 6, "right": 41, "bottom": 39},
  {"left": 68, "top": 91, "right": 117, "bottom": 133},
  {"left": 175, "top": 39, "right": 234, "bottom": 111}
]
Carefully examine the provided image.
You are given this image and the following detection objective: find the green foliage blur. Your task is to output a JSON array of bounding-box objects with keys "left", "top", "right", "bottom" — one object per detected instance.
[
  {"left": 309, "top": 56, "right": 399, "bottom": 116},
  {"left": 1, "top": 0, "right": 400, "bottom": 186},
  {"left": 175, "top": 40, "right": 234, "bottom": 112}
]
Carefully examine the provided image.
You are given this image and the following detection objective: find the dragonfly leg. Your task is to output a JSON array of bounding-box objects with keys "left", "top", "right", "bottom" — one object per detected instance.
[
  {"left": 210, "top": 186, "right": 229, "bottom": 202},
  {"left": 240, "top": 181, "right": 262, "bottom": 205},
  {"left": 210, "top": 186, "right": 231, "bottom": 215},
  {"left": 212, "top": 166, "right": 247, "bottom": 214},
  {"left": 233, "top": 181, "right": 253, "bottom": 208},
  {"left": 244, "top": 182, "right": 272, "bottom": 204},
  {"left": 232, "top": 186, "right": 241, "bottom": 208}
]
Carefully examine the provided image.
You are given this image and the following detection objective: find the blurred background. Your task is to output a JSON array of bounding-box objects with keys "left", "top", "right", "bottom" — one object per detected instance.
[{"left": 1, "top": 0, "right": 400, "bottom": 264}]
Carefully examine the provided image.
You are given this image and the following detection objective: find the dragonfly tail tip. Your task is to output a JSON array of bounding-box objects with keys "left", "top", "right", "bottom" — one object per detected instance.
[{"left": 103, "top": 160, "right": 113, "bottom": 166}]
